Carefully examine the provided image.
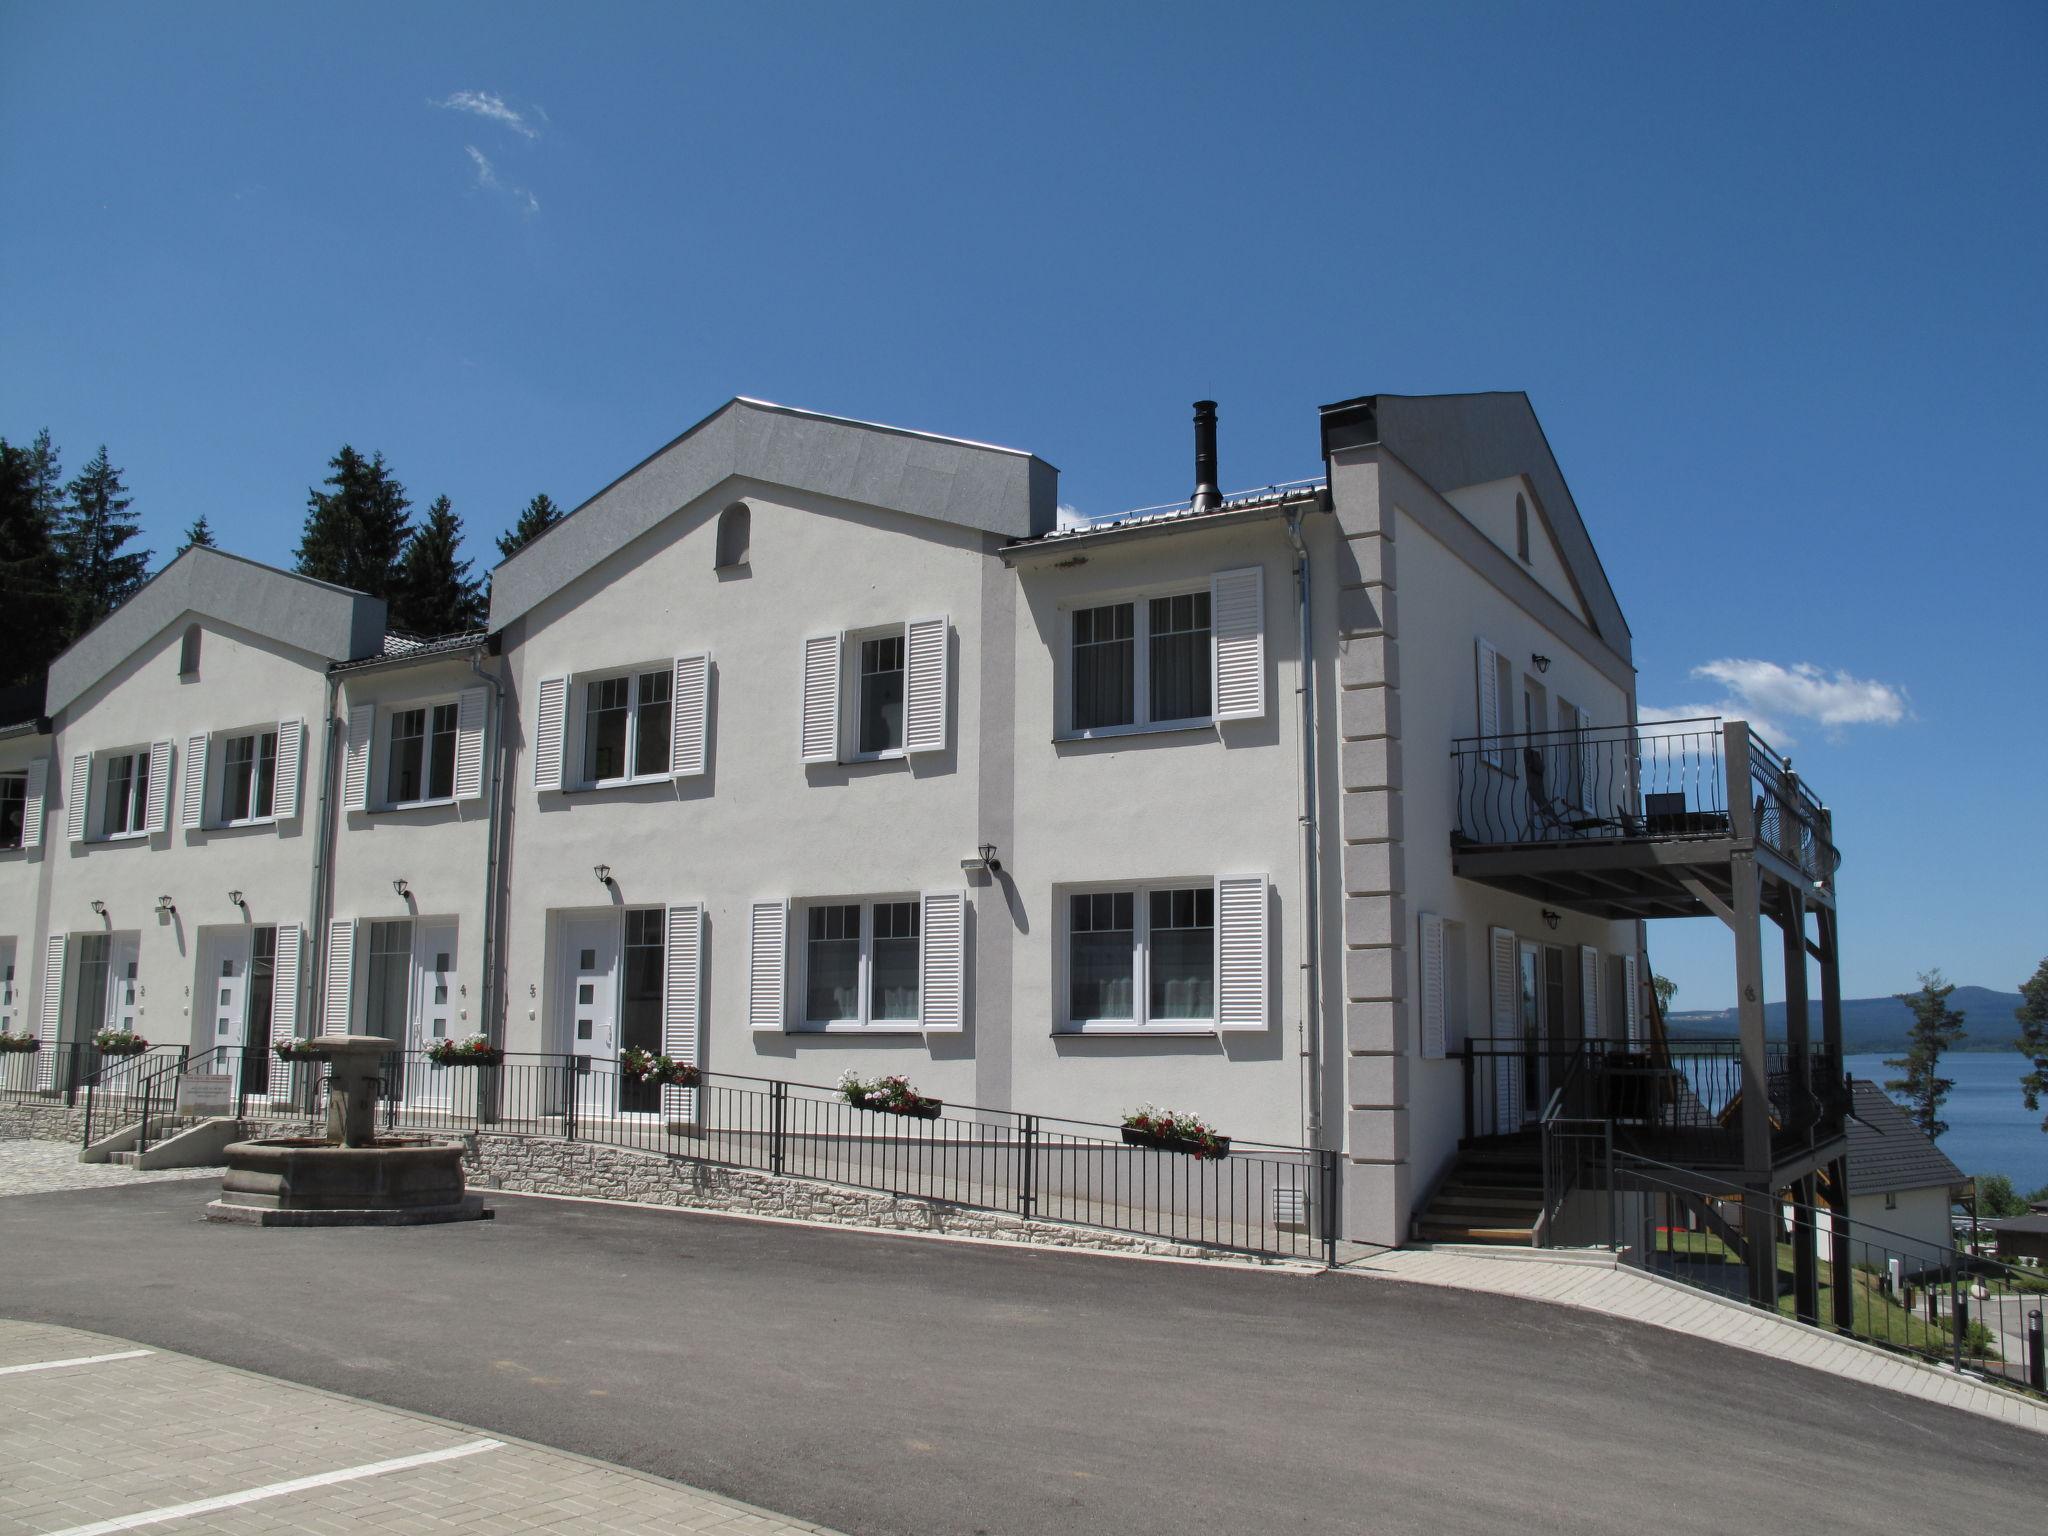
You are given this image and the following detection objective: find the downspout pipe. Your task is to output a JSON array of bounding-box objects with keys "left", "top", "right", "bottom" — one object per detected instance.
[
  {"left": 1285, "top": 511, "right": 1323, "bottom": 1152},
  {"left": 470, "top": 647, "right": 508, "bottom": 1045}
]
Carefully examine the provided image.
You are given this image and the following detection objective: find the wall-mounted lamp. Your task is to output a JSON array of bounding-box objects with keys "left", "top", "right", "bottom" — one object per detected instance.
[
  {"left": 1531, "top": 654, "right": 1552, "bottom": 675},
  {"left": 593, "top": 864, "right": 612, "bottom": 887},
  {"left": 961, "top": 843, "right": 1003, "bottom": 878},
  {"left": 156, "top": 895, "right": 176, "bottom": 917},
  {"left": 228, "top": 890, "right": 244, "bottom": 910},
  {"left": 392, "top": 878, "right": 410, "bottom": 900},
  {"left": 1541, "top": 908, "right": 1561, "bottom": 931},
  {"left": 90, "top": 900, "right": 107, "bottom": 918}
]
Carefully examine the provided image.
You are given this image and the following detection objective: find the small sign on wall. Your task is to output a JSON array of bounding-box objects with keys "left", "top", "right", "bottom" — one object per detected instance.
[{"left": 176, "top": 1073, "right": 234, "bottom": 1117}]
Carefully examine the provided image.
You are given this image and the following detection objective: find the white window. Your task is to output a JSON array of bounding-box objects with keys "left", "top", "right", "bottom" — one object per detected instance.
[
  {"left": 101, "top": 750, "right": 150, "bottom": 837},
  {"left": 855, "top": 633, "right": 906, "bottom": 757},
  {"left": 1065, "top": 884, "right": 1214, "bottom": 1030},
  {"left": 1069, "top": 590, "right": 1211, "bottom": 734},
  {"left": 580, "top": 668, "right": 670, "bottom": 784},
  {"left": 386, "top": 702, "right": 458, "bottom": 805},
  {"left": 217, "top": 730, "right": 279, "bottom": 824},
  {"left": 799, "top": 620, "right": 947, "bottom": 765},
  {"left": 801, "top": 898, "right": 921, "bottom": 1029},
  {"left": 0, "top": 772, "right": 24, "bottom": 850}
]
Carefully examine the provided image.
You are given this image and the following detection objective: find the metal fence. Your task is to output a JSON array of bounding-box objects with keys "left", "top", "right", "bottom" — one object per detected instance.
[{"left": 1452, "top": 717, "right": 1729, "bottom": 848}]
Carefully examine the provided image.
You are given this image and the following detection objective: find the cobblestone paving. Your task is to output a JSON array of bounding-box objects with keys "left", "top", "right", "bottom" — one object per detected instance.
[
  {"left": 0, "top": 1141, "right": 222, "bottom": 1200},
  {"left": 0, "top": 1320, "right": 842, "bottom": 1536}
]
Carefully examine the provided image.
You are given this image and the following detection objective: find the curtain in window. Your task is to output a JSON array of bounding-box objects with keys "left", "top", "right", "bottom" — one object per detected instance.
[
  {"left": 584, "top": 678, "right": 630, "bottom": 782},
  {"left": 1148, "top": 887, "right": 1214, "bottom": 1019},
  {"left": 1069, "top": 892, "right": 1134, "bottom": 1020},
  {"left": 1073, "top": 604, "right": 1134, "bottom": 730},
  {"left": 1149, "top": 593, "right": 1211, "bottom": 723},
  {"left": 806, "top": 904, "right": 861, "bottom": 1021},
  {"left": 859, "top": 636, "right": 905, "bottom": 754}
]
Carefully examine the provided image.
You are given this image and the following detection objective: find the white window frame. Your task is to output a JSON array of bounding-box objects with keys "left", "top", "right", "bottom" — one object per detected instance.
[
  {"left": 571, "top": 665, "right": 673, "bottom": 788},
  {"left": 97, "top": 748, "right": 151, "bottom": 840},
  {"left": 0, "top": 770, "right": 25, "bottom": 851},
  {"left": 795, "top": 895, "right": 924, "bottom": 1032},
  {"left": 1062, "top": 584, "right": 1216, "bottom": 740},
  {"left": 213, "top": 726, "right": 280, "bottom": 827},
  {"left": 380, "top": 697, "right": 461, "bottom": 809},
  {"left": 846, "top": 626, "right": 909, "bottom": 762},
  {"left": 1058, "top": 880, "right": 1218, "bottom": 1035}
]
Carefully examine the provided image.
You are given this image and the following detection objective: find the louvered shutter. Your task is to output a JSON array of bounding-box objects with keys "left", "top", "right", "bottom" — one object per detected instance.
[
  {"left": 799, "top": 635, "right": 840, "bottom": 764},
  {"left": 1211, "top": 567, "right": 1266, "bottom": 722},
  {"left": 453, "top": 688, "right": 487, "bottom": 801},
  {"left": 180, "top": 734, "right": 209, "bottom": 829},
  {"left": 274, "top": 719, "right": 303, "bottom": 819},
  {"left": 144, "top": 740, "right": 173, "bottom": 833},
  {"left": 748, "top": 899, "right": 788, "bottom": 1031},
  {"left": 670, "top": 653, "right": 709, "bottom": 778},
  {"left": 534, "top": 676, "right": 568, "bottom": 790},
  {"left": 1624, "top": 953, "right": 1642, "bottom": 1044},
  {"left": 271, "top": 924, "right": 302, "bottom": 1095},
  {"left": 341, "top": 704, "right": 373, "bottom": 811},
  {"left": 1576, "top": 705, "right": 1595, "bottom": 812},
  {"left": 1419, "top": 913, "right": 1447, "bottom": 1060},
  {"left": 34, "top": 934, "right": 64, "bottom": 1090},
  {"left": 66, "top": 755, "right": 89, "bottom": 843},
  {"left": 661, "top": 903, "right": 704, "bottom": 1120},
  {"left": 1477, "top": 639, "right": 1503, "bottom": 768},
  {"left": 323, "top": 919, "right": 355, "bottom": 1035},
  {"left": 1215, "top": 874, "right": 1269, "bottom": 1031},
  {"left": 1489, "top": 926, "right": 1521, "bottom": 1132},
  {"left": 22, "top": 759, "right": 45, "bottom": 848},
  {"left": 918, "top": 891, "right": 965, "bottom": 1031},
  {"left": 1580, "top": 945, "right": 1602, "bottom": 1040},
  {"left": 903, "top": 618, "right": 948, "bottom": 754}
]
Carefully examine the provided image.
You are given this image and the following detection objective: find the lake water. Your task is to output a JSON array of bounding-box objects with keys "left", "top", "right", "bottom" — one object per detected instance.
[{"left": 1844, "top": 1052, "right": 2048, "bottom": 1195}]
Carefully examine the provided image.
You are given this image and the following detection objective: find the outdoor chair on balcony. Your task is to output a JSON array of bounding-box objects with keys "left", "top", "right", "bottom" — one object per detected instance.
[{"left": 1522, "top": 747, "right": 1629, "bottom": 839}]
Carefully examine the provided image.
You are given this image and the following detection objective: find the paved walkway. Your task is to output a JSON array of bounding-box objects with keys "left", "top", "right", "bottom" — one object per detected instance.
[
  {"left": 0, "top": 1142, "right": 220, "bottom": 1199},
  {"left": 0, "top": 1318, "right": 840, "bottom": 1536},
  {"left": 1344, "top": 1246, "right": 2048, "bottom": 1436}
]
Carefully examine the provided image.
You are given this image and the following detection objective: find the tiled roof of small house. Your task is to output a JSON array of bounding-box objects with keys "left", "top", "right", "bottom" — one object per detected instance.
[{"left": 1846, "top": 1080, "right": 1967, "bottom": 1196}]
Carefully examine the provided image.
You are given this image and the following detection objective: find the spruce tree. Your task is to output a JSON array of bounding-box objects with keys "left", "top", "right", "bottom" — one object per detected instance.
[
  {"left": 497, "top": 492, "right": 563, "bottom": 559},
  {"left": 58, "top": 445, "right": 152, "bottom": 632},
  {"left": 295, "top": 446, "right": 411, "bottom": 597},
  {"left": 390, "top": 495, "right": 486, "bottom": 634},
  {"left": 1883, "top": 970, "right": 1967, "bottom": 1141},
  {"left": 180, "top": 514, "right": 216, "bottom": 551},
  {"left": 0, "top": 437, "right": 68, "bottom": 688},
  {"left": 2017, "top": 957, "right": 2048, "bottom": 1133}
]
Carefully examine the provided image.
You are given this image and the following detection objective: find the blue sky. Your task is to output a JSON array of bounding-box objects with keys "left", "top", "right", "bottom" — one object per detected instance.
[{"left": 2, "top": 2, "right": 2042, "bottom": 1011}]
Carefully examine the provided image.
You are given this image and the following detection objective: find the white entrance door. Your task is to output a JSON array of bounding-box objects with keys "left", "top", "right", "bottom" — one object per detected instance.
[
  {"left": 560, "top": 915, "right": 619, "bottom": 1122},
  {"left": 407, "top": 922, "right": 460, "bottom": 1107},
  {"left": 207, "top": 931, "right": 251, "bottom": 1062},
  {"left": 0, "top": 939, "right": 23, "bottom": 1096},
  {"left": 98, "top": 934, "right": 146, "bottom": 1093}
]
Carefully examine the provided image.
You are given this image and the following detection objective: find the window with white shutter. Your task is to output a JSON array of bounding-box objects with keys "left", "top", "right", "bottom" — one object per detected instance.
[
  {"left": 180, "top": 734, "right": 208, "bottom": 830},
  {"left": 748, "top": 899, "right": 788, "bottom": 1031},
  {"left": 1580, "top": 945, "right": 1602, "bottom": 1039},
  {"left": 1477, "top": 638, "right": 1505, "bottom": 769},
  {"left": 275, "top": 718, "right": 304, "bottom": 820},
  {"left": 799, "top": 635, "right": 840, "bottom": 764},
  {"left": 1215, "top": 874, "right": 1268, "bottom": 1031},
  {"left": 1575, "top": 704, "right": 1595, "bottom": 812},
  {"left": 1419, "top": 913, "right": 1447, "bottom": 1060},
  {"left": 662, "top": 903, "right": 704, "bottom": 1119},
  {"left": 66, "top": 754, "right": 89, "bottom": 843},
  {"left": 272, "top": 924, "right": 302, "bottom": 1041},
  {"left": 1210, "top": 568, "right": 1266, "bottom": 722},
  {"left": 1489, "top": 926, "right": 1521, "bottom": 1132},
  {"left": 144, "top": 740, "right": 173, "bottom": 833},
  {"left": 919, "top": 891, "right": 965, "bottom": 1031},
  {"left": 903, "top": 618, "right": 948, "bottom": 754},
  {"left": 670, "top": 653, "right": 709, "bottom": 778},
  {"left": 1623, "top": 952, "right": 1642, "bottom": 1044},
  {"left": 32, "top": 934, "right": 65, "bottom": 1090},
  {"left": 452, "top": 688, "right": 487, "bottom": 801},
  {"left": 533, "top": 675, "right": 568, "bottom": 790},
  {"left": 342, "top": 704, "right": 373, "bottom": 811},
  {"left": 21, "top": 760, "right": 47, "bottom": 849},
  {"left": 323, "top": 919, "right": 355, "bottom": 1035}
]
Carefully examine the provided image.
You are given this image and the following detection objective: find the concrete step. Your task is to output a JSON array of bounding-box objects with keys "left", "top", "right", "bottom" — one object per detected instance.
[{"left": 1414, "top": 1221, "right": 1537, "bottom": 1245}]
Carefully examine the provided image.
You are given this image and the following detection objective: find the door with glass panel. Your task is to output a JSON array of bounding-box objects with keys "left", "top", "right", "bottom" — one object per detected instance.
[
  {"left": 561, "top": 914, "right": 621, "bottom": 1121},
  {"left": 0, "top": 939, "right": 21, "bottom": 1093},
  {"left": 206, "top": 929, "right": 250, "bottom": 1072},
  {"left": 1518, "top": 940, "right": 1546, "bottom": 1118},
  {"left": 405, "top": 922, "right": 459, "bottom": 1107},
  {"left": 360, "top": 919, "right": 414, "bottom": 1103},
  {"left": 80, "top": 933, "right": 144, "bottom": 1092}
]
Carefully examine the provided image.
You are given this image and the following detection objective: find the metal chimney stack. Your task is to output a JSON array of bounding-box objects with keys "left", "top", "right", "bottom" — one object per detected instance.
[{"left": 1191, "top": 400, "right": 1221, "bottom": 512}]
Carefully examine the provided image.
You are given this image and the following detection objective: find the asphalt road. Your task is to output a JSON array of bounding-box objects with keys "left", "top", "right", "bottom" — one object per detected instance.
[{"left": 5, "top": 1181, "right": 2043, "bottom": 1536}]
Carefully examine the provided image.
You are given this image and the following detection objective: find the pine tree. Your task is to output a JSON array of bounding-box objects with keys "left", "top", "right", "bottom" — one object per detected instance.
[
  {"left": 295, "top": 446, "right": 411, "bottom": 598},
  {"left": 0, "top": 436, "right": 68, "bottom": 688},
  {"left": 180, "top": 514, "right": 216, "bottom": 551},
  {"left": 390, "top": 495, "right": 486, "bottom": 634},
  {"left": 57, "top": 445, "right": 152, "bottom": 632},
  {"left": 2017, "top": 957, "right": 2048, "bottom": 1133},
  {"left": 1884, "top": 970, "right": 1967, "bottom": 1141},
  {"left": 497, "top": 492, "right": 563, "bottom": 559}
]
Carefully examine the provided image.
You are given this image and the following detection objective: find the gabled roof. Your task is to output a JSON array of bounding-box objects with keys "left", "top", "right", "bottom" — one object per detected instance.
[
  {"left": 488, "top": 397, "right": 1060, "bottom": 629},
  {"left": 46, "top": 547, "right": 387, "bottom": 716},
  {"left": 1846, "top": 1080, "right": 1967, "bottom": 1196},
  {"left": 1319, "top": 391, "right": 1632, "bottom": 658}
]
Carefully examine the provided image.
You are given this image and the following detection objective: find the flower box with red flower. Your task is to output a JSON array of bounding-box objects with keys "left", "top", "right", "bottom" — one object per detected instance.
[{"left": 1119, "top": 1106, "right": 1230, "bottom": 1160}]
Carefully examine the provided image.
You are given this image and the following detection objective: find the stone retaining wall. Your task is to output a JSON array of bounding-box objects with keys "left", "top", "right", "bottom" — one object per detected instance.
[
  {"left": 0, "top": 1103, "right": 88, "bottom": 1143},
  {"left": 464, "top": 1134, "right": 1280, "bottom": 1263}
]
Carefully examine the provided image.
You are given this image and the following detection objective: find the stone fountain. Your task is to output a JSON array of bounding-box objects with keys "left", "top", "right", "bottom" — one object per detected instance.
[{"left": 205, "top": 1036, "right": 492, "bottom": 1226}]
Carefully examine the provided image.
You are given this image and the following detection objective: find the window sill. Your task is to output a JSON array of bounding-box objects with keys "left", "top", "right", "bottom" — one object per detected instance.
[
  {"left": 847, "top": 748, "right": 906, "bottom": 764},
  {"left": 97, "top": 830, "right": 150, "bottom": 843},
  {"left": 567, "top": 774, "right": 674, "bottom": 793},
  {"left": 1058, "top": 1023, "right": 1218, "bottom": 1037},
  {"left": 1056, "top": 719, "right": 1213, "bottom": 745},
  {"left": 792, "top": 1021, "right": 928, "bottom": 1035},
  {"left": 376, "top": 797, "right": 460, "bottom": 814},
  {"left": 211, "top": 815, "right": 280, "bottom": 831}
]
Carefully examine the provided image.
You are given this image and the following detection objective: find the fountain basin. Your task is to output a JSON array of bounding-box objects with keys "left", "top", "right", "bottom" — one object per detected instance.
[{"left": 205, "top": 1136, "right": 492, "bottom": 1226}]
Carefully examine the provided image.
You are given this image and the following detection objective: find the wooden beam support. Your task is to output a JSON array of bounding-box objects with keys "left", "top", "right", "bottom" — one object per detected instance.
[
  {"left": 1678, "top": 876, "right": 1738, "bottom": 931},
  {"left": 1731, "top": 848, "right": 1779, "bottom": 1311}
]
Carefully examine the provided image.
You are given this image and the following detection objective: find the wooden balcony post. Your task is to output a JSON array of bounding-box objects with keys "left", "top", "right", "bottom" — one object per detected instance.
[
  {"left": 1782, "top": 886, "right": 1811, "bottom": 1101},
  {"left": 1732, "top": 846, "right": 1778, "bottom": 1309},
  {"left": 1724, "top": 720, "right": 1756, "bottom": 845}
]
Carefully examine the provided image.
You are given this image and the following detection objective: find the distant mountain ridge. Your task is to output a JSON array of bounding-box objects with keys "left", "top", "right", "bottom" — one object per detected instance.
[{"left": 1664, "top": 986, "right": 2029, "bottom": 1055}]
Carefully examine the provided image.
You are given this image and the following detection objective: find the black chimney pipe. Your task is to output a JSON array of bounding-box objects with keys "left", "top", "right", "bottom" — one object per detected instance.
[{"left": 1191, "top": 400, "right": 1221, "bottom": 512}]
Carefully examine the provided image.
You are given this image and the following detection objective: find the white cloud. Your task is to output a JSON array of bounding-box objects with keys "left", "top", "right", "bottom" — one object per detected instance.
[
  {"left": 1643, "top": 658, "right": 1909, "bottom": 746},
  {"left": 1055, "top": 502, "right": 1089, "bottom": 530},
  {"left": 463, "top": 146, "right": 539, "bottom": 215},
  {"left": 434, "top": 90, "right": 538, "bottom": 139}
]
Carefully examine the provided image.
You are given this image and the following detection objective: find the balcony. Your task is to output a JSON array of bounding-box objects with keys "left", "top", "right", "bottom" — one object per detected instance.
[{"left": 1449, "top": 716, "right": 1838, "bottom": 920}]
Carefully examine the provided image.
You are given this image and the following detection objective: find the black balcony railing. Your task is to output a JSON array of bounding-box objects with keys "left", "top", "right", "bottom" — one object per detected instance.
[{"left": 1451, "top": 717, "right": 1840, "bottom": 881}]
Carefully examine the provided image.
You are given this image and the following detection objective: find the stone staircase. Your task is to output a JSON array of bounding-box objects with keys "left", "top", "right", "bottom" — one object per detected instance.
[
  {"left": 1411, "top": 1134, "right": 1545, "bottom": 1245},
  {"left": 85, "top": 1114, "right": 283, "bottom": 1170}
]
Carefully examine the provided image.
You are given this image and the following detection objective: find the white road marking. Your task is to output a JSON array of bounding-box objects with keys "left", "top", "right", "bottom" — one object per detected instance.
[
  {"left": 37, "top": 1437, "right": 504, "bottom": 1536},
  {"left": 0, "top": 1349, "right": 153, "bottom": 1376}
]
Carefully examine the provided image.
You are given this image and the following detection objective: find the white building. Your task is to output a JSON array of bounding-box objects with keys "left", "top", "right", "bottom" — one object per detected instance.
[{"left": 1, "top": 391, "right": 1667, "bottom": 1248}]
